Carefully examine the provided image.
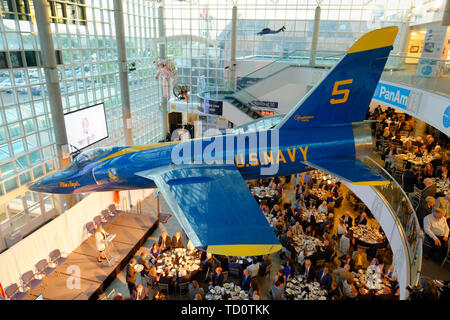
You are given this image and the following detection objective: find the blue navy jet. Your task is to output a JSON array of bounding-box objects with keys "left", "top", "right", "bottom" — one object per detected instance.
[{"left": 30, "top": 27, "right": 398, "bottom": 257}]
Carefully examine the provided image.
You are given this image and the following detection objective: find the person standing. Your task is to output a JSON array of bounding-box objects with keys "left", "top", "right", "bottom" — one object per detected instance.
[
  {"left": 171, "top": 231, "right": 184, "bottom": 249},
  {"left": 95, "top": 226, "right": 109, "bottom": 263},
  {"left": 158, "top": 231, "right": 172, "bottom": 252},
  {"left": 126, "top": 258, "right": 138, "bottom": 296}
]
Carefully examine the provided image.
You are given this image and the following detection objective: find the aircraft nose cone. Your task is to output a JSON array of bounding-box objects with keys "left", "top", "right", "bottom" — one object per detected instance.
[{"left": 29, "top": 175, "right": 50, "bottom": 192}]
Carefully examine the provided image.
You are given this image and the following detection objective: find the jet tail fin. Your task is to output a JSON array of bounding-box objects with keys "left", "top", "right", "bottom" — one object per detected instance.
[{"left": 275, "top": 26, "right": 398, "bottom": 130}]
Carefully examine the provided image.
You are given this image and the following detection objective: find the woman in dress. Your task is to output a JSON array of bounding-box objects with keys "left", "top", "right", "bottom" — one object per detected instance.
[
  {"left": 422, "top": 163, "right": 434, "bottom": 179},
  {"left": 95, "top": 226, "right": 109, "bottom": 263},
  {"left": 149, "top": 242, "right": 161, "bottom": 265}
]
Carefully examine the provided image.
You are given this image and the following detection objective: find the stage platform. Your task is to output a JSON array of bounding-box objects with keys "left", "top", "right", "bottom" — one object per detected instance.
[{"left": 26, "top": 212, "right": 158, "bottom": 300}]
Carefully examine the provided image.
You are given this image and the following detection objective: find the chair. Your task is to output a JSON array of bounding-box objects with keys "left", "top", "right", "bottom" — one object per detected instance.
[
  {"left": 93, "top": 215, "right": 108, "bottom": 228},
  {"left": 178, "top": 281, "right": 190, "bottom": 296},
  {"left": 85, "top": 221, "right": 96, "bottom": 235},
  {"left": 101, "top": 209, "right": 115, "bottom": 221},
  {"left": 229, "top": 267, "right": 241, "bottom": 279},
  {"left": 357, "top": 245, "right": 369, "bottom": 251},
  {"left": 204, "top": 267, "right": 211, "bottom": 282},
  {"left": 158, "top": 283, "right": 169, "bottom": 295},
  {"left": 413, "top": 186, "right": 423, "bottom": 202},
  {"left": 222, "top": 271, "right": 228, "bottom": 282},
  {"left": 375, "top": 248, "right": 386, "bottom": 258},
  {"left": 108, "top": 204, "right": 123, "bottom": 216},
  {"left": 441, "top": 242, "right": 450, "bottom": 267},
  {"left": 4, "top": 283, "right": 28, "bottom": 300},
  {"left": 49, "top": 249, "right": 67, "bottom": 266},
  {"left": 36, "top": 259, "right": 56, "bottom": 277},
  {"left": 315, "top": 259, "right": 326, "bottom": 268},
  {"left": 21, "top": 270, "right": 43, "bottom": 290}
]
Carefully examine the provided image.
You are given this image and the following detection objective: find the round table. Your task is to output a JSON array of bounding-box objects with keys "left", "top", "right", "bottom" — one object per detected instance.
[
  {"left": 205, "top": 283, "right": 250, "bottom": 300},
  {"left": 155, "top": 248, "right": 200, "bottom": 276},
  {"left": 350, "top": 225, "right": 384, "bottom": 248},
  {"left": 292, "top": 234, "right": 323, "bottom": 256},
  {"left": 285, "top": 276, "right": 327, "bottom": 300},
  {"left": 352, "top": 265, "right": 391, "bottom": 296}
]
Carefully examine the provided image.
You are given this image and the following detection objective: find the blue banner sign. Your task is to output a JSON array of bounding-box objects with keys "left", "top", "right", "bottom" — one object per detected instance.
[{"left": 373, "top": 82, "right": 410, "bottom": 110}]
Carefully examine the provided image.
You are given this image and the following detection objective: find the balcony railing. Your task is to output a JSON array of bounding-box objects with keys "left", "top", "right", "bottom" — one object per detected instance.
[{"left": 363, "top": 156, "right": 423, "bottom": 289}]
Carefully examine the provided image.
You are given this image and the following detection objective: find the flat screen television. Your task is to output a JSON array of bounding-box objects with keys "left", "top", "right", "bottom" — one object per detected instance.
[{"left": 64, "top": 103, "right": 108, "bottom": 154}]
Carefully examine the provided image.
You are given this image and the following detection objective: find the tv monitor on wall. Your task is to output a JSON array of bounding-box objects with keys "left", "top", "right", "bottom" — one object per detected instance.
[{"left": 64, "top": 103, "right": 108, "bottom": 154}]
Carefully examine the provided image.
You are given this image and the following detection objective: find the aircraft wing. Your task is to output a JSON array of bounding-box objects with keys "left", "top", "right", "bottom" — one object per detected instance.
[
  {"left": 302, "top": 158, "right": 390, "bottom": 186},
  {"left": 135, "top": 164, "right": 282, "bottom": 256}
]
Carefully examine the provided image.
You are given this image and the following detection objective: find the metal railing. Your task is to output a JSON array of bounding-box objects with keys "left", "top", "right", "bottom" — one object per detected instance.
[
  {"left": 234, "top": 50, "right": 450, "bottom": 97},
  {"left": 363, "top": 156, "right": 423, "bottom": 289}
]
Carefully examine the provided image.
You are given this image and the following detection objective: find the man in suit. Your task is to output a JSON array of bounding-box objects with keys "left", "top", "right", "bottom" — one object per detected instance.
[
  {"left": 158, "top": 231, "right": 172, "bottom": 252},
  {"left": 316, "top": 266, "right": 332, "bottom": 290},
  {"left": 140, "top": 251, "right": 152, "bottom": 275},
  {"left": 382, "top": 144, "right": 397, "bottom": 170},
  {"left": 417, "top": 196, "right": 435, "bottom": 228},
  {"left": 338, "top": 253, "right": 355, "bottom": 270},
  {"left": 436, "top": 164, "right": 448, "bottom": 181},
  {"left": 240, "top": 269, "right": 252, "bottom": 291},
  {"left": 228, "top": 257, "right": 243, "bottom": 277},
  {"left": 299, "top": 259, "right": 315, "bottom": 282},
  {"left": 210, "top": 267, "right": 224, "bottom": 286},
  {"left": 159, "top": 269, "right": 175, "bottom": 294},
  {"left": 342, "top": 211, "right": 353, "bottom": 229},
  {"left": 271, "top": 280, "right": 285, "bottom": 300},
  {"left": 355, "top": 212, "right": 368, "bottom": 226},
  {"left": 352, "top": 248, "right": 369, "bottom": 270},
  {"left": 403, "top": 166, "right": 420, "bottom": 193},
  {"left": 131, "top": 284, "right": 149, "bottom": 300},
  {"left": 126, "top": 258, "right": 138, "bottom": 296},
  {"left": 188, "top": 280, "right": 204, "bottom": 300},
  {"left": 421, "top": 178, "right": 437, "bottom": 199},
  {"left": 332, "top": 264, "right": 354, "bottom": 284},
  {"left": 171, "top": 231, "right": 184, "bottom": 249}
]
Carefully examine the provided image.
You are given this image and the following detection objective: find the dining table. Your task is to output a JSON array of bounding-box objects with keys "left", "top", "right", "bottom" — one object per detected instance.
[
  {"left": 155, "top": 248, "right": 201, "bottom": 276},
  {"left": 292, "top": 234, "right": 323, "bottom": 256},
  {"left": 205, "top": 282, "right": 250, "bottom": 300},
  {"left": 285, "top": 275, "right": 328, "bottom": 300},
  {"left": 350, "top": 225, "right": 384, "bottom": 247},
  {"left": 432, "top": 178, "right": 449, "bottom": 197},
  {"left": 352, "top": 265, "right": 391, "bottom": 295},
  {"left": 394, "top": 153, "right": 435, "bottom": 167}
]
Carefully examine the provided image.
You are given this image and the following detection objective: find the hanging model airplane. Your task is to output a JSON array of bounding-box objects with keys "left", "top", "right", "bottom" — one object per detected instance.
[
  {"left": 257, "top": 26, "right": 286, "bottom": 35},
  {"left": 29, "top": 27, "right": 398, "bottom": 257}
]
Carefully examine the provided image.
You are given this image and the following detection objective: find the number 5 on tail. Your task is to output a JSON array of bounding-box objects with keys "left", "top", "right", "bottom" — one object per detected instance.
[{"left": 330, "top": 79, "right": 353, "bottom": 104}]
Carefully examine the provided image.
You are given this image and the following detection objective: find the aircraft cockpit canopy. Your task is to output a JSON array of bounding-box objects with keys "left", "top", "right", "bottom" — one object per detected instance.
[{"left": 67, "top": 147, "right": 114, "bottom": 169}]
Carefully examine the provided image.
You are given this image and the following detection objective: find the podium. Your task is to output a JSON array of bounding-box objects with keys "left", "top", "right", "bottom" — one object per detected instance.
[{"left": 103, "top": 234, "right": 118, "bottom": 266}]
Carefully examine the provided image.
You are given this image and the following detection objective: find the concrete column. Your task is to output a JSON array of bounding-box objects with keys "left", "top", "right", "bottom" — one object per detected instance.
[
  {"left": 396, "top": 20, "right": 410, "bottom": 54},
  {"left": 309, "top": 6, "right": 321, "bottom": 66},
  {"left": 442, "top": 0, "right": 450, "bottom": 26},
  {"left": 230, "top": 5, "right": 238, "bottom": 91},
  {"left": 158, "top": 5, "right": 168, "bottom": 139},
  {"left": 32, "top": 0, "right": 76, "bottom": 209},
  {"left": 113, "top": 0, "right": 133, "bottom": 145}
]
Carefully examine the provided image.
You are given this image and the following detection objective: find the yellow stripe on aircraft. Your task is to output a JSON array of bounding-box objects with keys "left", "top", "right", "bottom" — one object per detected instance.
[
  {"left": 346, "top": 26, "right": 398, "bottom": 54},
  {"left": 352, "top": 180, "right": 391, "bottom": 186},
  {"left": 207, "top": 244, "right": 282, "bottom": 257},
  {"left": 92, "top": 140, "right": 184, "bottom": 165}
]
